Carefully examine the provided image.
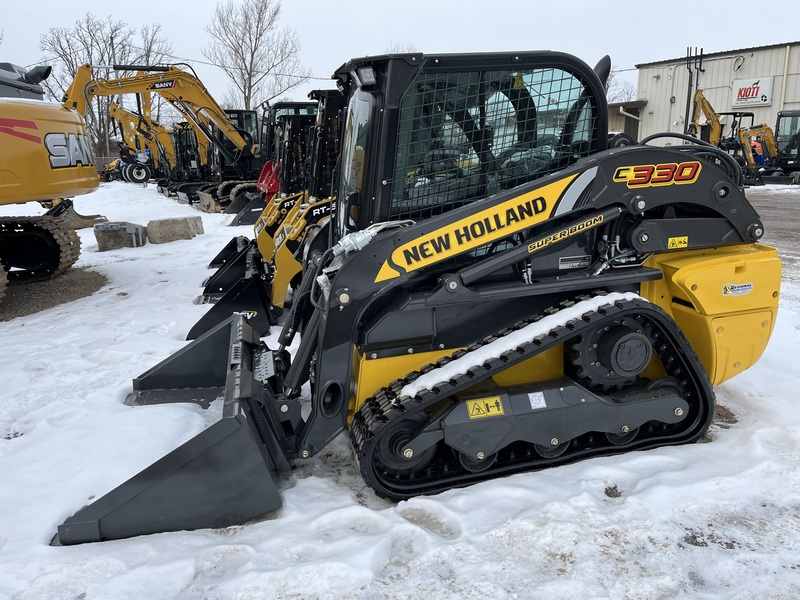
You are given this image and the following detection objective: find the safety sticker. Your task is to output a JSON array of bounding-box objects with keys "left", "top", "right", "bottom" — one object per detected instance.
[
  {"left": 668, "top": 236, "right": 689, "bottom": 249},
  {"left": 722, "top": 282, "right": 753, "bottom": 296},
  {"left": 466, "top": 397, "right": 505, "bottom": 420}
]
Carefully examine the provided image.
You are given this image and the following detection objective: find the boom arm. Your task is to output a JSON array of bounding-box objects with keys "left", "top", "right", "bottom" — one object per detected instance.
[{"left": 687, "top": 88, "right": 722, "bottom": 145}]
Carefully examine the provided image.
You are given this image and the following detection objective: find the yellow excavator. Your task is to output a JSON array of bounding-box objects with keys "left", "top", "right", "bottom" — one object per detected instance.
[
  {"left": 0, "top": 61, "right": 101, "bottom": 303},
  {"left": 55, "top": 51, "right": 781, "bottom": 545},
  {"left": 687, "top": 88, "right": 785, "bottom": 184},
  {"left": 63, "top": 63, "right": 262, "bottom": 206},
  {"left": 107, "top": 99, "right": 179, "bottom": 183}
]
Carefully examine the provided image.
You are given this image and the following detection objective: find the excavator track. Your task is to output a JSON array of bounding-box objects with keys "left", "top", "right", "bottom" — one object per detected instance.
[
  {"left": 350, "top": 293, "right": 715, "bottom": 501},
  {"left": 0, "top": 216, "right": 81, "bottom": 287}
]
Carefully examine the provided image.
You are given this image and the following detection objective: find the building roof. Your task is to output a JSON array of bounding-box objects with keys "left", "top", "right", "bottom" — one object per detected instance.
[
  {"left": 608, "top": 100, "right": 648, "bottom": 110},
  {"left": 635, "top": 41, "right": 800, "bottom": 68}
]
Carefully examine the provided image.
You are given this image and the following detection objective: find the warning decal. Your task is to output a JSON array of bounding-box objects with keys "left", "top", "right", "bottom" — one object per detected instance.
[
  {"left": 466, "top": 397, "right": 505, "bottom": 420},
  {"left": 668, "top": 236, "right": 689, "bottom": 249}
]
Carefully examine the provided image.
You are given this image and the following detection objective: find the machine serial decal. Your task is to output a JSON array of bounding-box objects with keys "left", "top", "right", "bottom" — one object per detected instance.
[
  {"left": 0, "top": 117, "right": 40, "bottom": 143},
  {"left": 527, "top": 214, "right": 604, "bottom": 253},
  {"left": 613, "top": 161, "right": 702, "bottom": 188},
  {"left": 374, "top": 175, "right": 578, "bottom": 282},
  {"left": 466, "top": 397, "right": 505, "bottom": 419},
  {"left": 722, "top": 282, "right": 753, "bottom": 296},
  {"left": 668, "top": 236, "right": 689, "bottom": 249}
]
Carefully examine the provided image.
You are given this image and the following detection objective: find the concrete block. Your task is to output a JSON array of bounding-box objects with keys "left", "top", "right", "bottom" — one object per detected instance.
[
  {"left": 93, "top": 222, "right": 147, "bottom": 252},
  {"left": 146, "top": 217, "right": 204, "bottom": 244},
  {"left": 187, "top": 216, "right": 204, "bottom": 235}
]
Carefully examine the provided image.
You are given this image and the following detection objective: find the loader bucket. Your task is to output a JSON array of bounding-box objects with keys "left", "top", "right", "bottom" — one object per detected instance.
[
  {"left": 55, "top": 315, "right": 295, "bottom": 545},
  {"left": 223, "top": 190, "right": 254, "bottom": 215},
  {"left": 186, "top": 276, "right": 276, "bottom": 340},
  {"left": 200, "top": 245, "right": 250, "bottom": 301},
  {"left": 229, "top": 195, "right": 268, "bottom": 226},
  {"left": 189, "top": 245, "right": 277, "bottom": 340},
  {"left": 208, "top": 235, "right": 251, "bottom": 268}
]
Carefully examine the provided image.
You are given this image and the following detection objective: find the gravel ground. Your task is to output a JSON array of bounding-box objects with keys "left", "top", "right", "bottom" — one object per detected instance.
[{"left": 0, "top": 268, "right": 108, "bottom": 322}]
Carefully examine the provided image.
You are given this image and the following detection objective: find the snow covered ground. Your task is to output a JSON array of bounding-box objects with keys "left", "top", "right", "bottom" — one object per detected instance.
[{"left": 1, "top": 182, "right": 799, "bottom": 599}]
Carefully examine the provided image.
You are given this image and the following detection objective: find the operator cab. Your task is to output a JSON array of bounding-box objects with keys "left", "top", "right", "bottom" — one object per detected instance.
[{"left": 332, "top": 51, "right": 609, "bottom": 244}]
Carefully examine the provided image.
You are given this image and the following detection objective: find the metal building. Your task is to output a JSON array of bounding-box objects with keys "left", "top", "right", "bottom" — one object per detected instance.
[{"left": 632, "top": 42, "right": 800, "bottom": 144}]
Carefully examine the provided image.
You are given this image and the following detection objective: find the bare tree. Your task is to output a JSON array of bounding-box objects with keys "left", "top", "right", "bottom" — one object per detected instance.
[
  {"left": 386, "top": 41, "right": 418, "bottom": 53},
  {"left": 40, "top": 13, "right": 172, "bottom": 162},
  {"left": 606, "top": 69, "right": 637, "bottom": 103},
  {"left": 203, "top": 0, "right": 310, "bottom": 109}
]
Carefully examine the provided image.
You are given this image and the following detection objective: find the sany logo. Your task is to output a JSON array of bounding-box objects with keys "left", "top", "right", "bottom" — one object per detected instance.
[
  {"left": 151, "top": 80, "right": 176, "bottom": 90},
  {"left": 44, "top": 132, "right": 95, "bottom": 169},
  {"left": 0, "top": 118, "right": 41, "bottom": 143},
  {"left": 737, "top": 81, "right": 761, "bottom": 100}
]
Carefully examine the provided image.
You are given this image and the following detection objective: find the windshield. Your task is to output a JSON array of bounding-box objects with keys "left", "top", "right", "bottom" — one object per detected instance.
[
  {"left": 337, "top": 89, "right": 373, "bottom": 238},
  {"left": 388, "top": 67, "right": 599, "bottom": 221}
]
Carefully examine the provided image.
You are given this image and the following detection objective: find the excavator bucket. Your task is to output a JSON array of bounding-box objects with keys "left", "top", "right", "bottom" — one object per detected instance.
[{"left": 54, "top": 315, "right": 297, "bottom": 545}]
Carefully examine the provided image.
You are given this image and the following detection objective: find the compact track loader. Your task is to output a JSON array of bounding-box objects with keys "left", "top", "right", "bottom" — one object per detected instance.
[{"left": 55, "top": 50, "right": 781, "bottom": 545}]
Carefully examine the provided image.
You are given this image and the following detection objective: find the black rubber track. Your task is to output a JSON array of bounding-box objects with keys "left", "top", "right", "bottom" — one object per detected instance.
[
  {"left": 350, "top": 293, "right": 716, "bottom": 501},
  {"left": 0, "top": 216, "right": 80, "bottom": 285}
]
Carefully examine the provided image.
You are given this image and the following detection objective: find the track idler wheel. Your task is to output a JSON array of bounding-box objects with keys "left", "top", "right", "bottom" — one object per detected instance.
[{"left": 375, "top": 413, "right": 437, "bottom": 477}]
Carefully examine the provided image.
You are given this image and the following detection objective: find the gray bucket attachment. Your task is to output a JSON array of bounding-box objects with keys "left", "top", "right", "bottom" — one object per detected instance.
[
  {"left": 54, "top": 315, "right": 300, "bottom": 545},
  {"left": 45, "top": 199, "right": 107, "bottom": 230},
  {"left": 208, "top": 236, "right": 251, "bottom": 269}
]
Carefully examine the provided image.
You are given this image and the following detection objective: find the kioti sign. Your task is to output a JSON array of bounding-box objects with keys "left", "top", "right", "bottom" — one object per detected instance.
[{"left": 731, "top": 77, "right": 773, "bottom": 108}]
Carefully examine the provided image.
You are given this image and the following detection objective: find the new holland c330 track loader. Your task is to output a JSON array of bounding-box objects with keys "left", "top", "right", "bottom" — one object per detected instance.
[{"left": 54, "top": 50, "right": 781, "bottom": 545}]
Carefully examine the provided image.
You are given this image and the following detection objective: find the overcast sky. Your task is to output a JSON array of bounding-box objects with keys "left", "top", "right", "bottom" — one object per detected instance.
[{"left": 3, "top": 0, "right": 800, "bottom": 103}]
